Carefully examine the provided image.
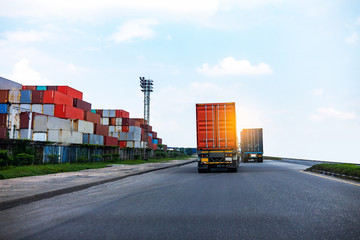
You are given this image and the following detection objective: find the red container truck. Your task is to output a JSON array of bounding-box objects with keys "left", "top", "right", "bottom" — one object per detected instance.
[{"left": 196, "top": 102, "right": 239, "bottom": 173}]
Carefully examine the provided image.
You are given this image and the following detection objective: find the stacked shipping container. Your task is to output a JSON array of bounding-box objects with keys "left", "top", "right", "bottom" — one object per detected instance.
[{"left": 0, "top": 83, "right": 165, "bottom": 149}]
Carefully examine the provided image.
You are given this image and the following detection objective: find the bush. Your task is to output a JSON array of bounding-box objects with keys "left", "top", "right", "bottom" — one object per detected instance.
[
  {"left": 0, "top": 150, "right": 12, "bottom": 167},
  {"left": 91, "top": 154, "right": 103, "bottom": 162},
  {"left": 133, "top": 154, "right": 140, "bottom": 160},
  {"left": 76, "top": 155, "right": 88, "bottom": 163},
  {"left": 13, "top": 153, "right": 34, "bottom": 166}
]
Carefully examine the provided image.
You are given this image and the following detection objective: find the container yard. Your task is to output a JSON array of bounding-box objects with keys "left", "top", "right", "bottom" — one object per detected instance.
[{"left": 0, "top": 76, "right": 167, "bottom": 162}]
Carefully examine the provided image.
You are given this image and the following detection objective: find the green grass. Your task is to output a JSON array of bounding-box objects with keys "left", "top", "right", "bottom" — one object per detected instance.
[
  {"left": 306, "top": 163, "right": 360, "bottom": 179},
  {"left": 264, "top": 156, "right": 282, "bottom": 160},
  {"left": 0, "top": 156, "right": 193, "bottom": 179}
]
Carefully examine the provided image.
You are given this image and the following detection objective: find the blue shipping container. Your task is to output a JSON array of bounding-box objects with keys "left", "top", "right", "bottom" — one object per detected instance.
[
  {"left": 152, "top": 139, "right": 159, "bottom": 144},
  {"left": 20, "top": 90, "right": 32, "bottom": 104},
  {"left": 0, "top": 104, "right": 8, "bottom": 113},
  {"left": 36, "top": 86, "right": 47, "bottom": 90},
  {"left": 83, "top": 133, "right": 90, "bottom": 144},
  {"left": 91, "top": 109, "right": 96, "bottom": 113}
]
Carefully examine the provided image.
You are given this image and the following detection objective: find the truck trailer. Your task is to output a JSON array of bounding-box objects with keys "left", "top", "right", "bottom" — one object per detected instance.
[
  {"left": 240, "top": 128, "right": 263, "bottom": 163},
  {"left": 196, "top": 102, "right": 239, "bottom": 173}
]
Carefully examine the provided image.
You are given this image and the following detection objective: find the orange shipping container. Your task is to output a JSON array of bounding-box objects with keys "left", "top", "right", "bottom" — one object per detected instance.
[{"left": 196, "top": 102, "right": 238, "bottom": 150}]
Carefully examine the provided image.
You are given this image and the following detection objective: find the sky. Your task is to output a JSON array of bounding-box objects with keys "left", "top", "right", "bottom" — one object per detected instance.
[{"left": 0, "top": 0, "right": 359, "bottom": 163}]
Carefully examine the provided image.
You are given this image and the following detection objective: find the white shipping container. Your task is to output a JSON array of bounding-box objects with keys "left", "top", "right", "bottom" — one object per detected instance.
[
  {"left": 33, "top": 132, "right": 47, "bottom": 141},
  {"left": 8, "top": 130, "right": 20, "bottom": 139},
  {"left": 119, "top": 132, "right": 141, "bottom": 141},
  {"left": 34, "top": 115, "right": 48, "bottom": 132},
  {"left": 70, "top": 131, "right": 83, "bottom": 144},
  {"left": 134, "top": 141, "right": 141, "bottom": 148},
  {"left": 129, "top": 126, "right": 141, "bottom": 134},
  {"left": 72, "top": 120, "right": 94, "bottom": 134},
  {"left": 109, "top": 132, "right": 120, "bottom": 139},
  {"left": 43, "top": 104, "right": 55, "bottom": 116},
  {"left": 9, "top": 90, "right": 21, "bottom": 103},
  {"left": 48, "top": 129, "right": 72, "bottom": 143},
  {"left": 101, "top": 117, "right": 109, "bottom": 125},
  {"left": 20, "top": 104, "right": 31, "bottom": 111},
  {"left": 126, "top": 141, "right": 134, "bottom": 148},
  {"left": 109, "top": 125, "right": 121, "bottom": 132},
  {"left": 47, "top": 116, "right": 72, "bottom": 131},
  {"left": 115, "top": 118, "right": 122, "bottom": 125},
  {"left": 32, "top": 104, "right": 43, "bottom": 114},
  {"left": 109, "top": 110, "right": 116, "bottom": 117},
  {"left": 20, "top": 129, "right": 33, "bottom": 139},
  {"left": 102, "top": 110, "right": 116, "bottom": 118},
  {"left": 140, "top": 141, "right": 148, "bottom": 148}
]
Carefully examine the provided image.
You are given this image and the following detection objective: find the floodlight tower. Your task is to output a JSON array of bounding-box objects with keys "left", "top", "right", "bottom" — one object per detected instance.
[
  {"left": 139, "top": 77, "right": 153, "bottom": 124},
  {"left": 140, "top": 77, "right": 153, "bottom": 160}
]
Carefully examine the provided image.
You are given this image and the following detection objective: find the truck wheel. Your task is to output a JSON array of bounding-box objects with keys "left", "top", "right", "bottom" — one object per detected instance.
[
  {"left": 258, "top": 157, "right": 263, "bottom": 163},
  {"left": 198, "top": 168, "right": 208, "bottom": 173}
]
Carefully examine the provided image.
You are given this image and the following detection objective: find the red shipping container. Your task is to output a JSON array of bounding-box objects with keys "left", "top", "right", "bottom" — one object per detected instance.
[
  {"left": 152, "top": 144, "right": 158, "bottom": 150},
  {"left": 118, "top": 141, "right": 127, "bottom": 148},
  {"left": 84, "top": 111, "right": 101, "bottom": 124},
  {"left": 0, "top": 113, "right": 7, "bottom": 128},
  {"left": 122, "top": 118, "right": 129, "bottom": 126},
  {"left": 0, "top": 126, "right": 7, "bottom": 139},
  {"left": 129, "top": 119, "right": 141, "bottom": 127},
  {"left": 73, "top": 98, "right": 91, "bottom": 111},
  {"left": 196, "top": 102, "right": 237, "bottom": 150},
  {"left": 46, "top": 86, "right": 58, "bottom": 91},
  {"left": 43, "top": 90, "right": 73, "bottom": 106},
  {"left": 104, "top": 136, "right": 118, "bottom": 146},
  {"left": 132, "top": 118, "right": 147, "bottom": 125},
  {"left": 31, "top": 90, "right": 45, "bottom": 104},
  {"left": 22, "top": 86, "right": 37, "bottom": 90},
  {"left": 0, "top": 90, "right": 9, "bottom": 103},
  {"left": 95, "top": 109, "right": 103, "bottom": 116},
  {"left": 57, "top": 86, "right": 83, "bottom": 100},
  {"left": 163, "top": 145, "right": 167, "bottom": 151},
  {"left": 94, "top": 123, "right": 109, "bottom": 136},
  {"left": 115, "top": 110, "right": 129, "bottom": 118},
  {"left": 151, "top": 131, "right": 157, "bottom": 139},
  {"left": 158, "top": 138, "right": 162, "bottom": 145},
  {"left": 122, "top": 126, "right": 129, "bottom": 132},
  {"left": 54, "top": 105, "right": 84, "bottom": 120},
  {"left": 20, "top": 112, "right": 36, "bottom": 129}
]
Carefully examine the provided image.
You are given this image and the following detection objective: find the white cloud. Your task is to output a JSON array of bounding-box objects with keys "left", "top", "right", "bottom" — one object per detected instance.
[
  {"left": 311, "top": 88, "right": 323, "bottom": 97},
  {"left": 110, "top": 18, "right": 159, "bottom": 43},
  {"left": 345, "top": 32, "right": 358, "bottom": 46},
  {"left": 197, "top": 56, "right": 273, "bottom": 76},
  {"left": 11, "top": 58, "right": 51, "bottom": 85},
  {"left": 311, "top": 108, "right": 357, "bottom": 121},
  {"left": 2, "top": 30, "right": 51, "bottom": 43}
]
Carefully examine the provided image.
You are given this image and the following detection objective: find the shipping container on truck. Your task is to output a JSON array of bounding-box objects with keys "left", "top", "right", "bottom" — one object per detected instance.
[
  {"left": 196, "top": 102, "right": 239, "bottom": 173},
  {"left": 240, "top": 128, "right": 263, "bottom": 163}
]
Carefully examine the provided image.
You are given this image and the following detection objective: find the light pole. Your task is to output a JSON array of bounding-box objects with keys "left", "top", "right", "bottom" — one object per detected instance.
[{"left": 140, "top": 77, "right": 153, "bottom": 160}]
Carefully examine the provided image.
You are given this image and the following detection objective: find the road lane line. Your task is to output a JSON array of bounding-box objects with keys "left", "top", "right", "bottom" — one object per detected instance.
[{"left": 300, "top": 171, "right": 360, "bottom": 187}]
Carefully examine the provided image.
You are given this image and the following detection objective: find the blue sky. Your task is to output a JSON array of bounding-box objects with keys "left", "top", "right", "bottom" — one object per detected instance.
[{"left": 0, "top": 0, "right": 359, "bottom": 163}]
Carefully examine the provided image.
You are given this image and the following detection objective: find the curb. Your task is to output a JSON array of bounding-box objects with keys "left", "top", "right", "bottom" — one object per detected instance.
[{"left": 0, "top": 160, "right": 196, "bottom": 211}]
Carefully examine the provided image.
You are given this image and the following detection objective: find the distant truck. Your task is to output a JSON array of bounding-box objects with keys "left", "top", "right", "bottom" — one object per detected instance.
[
  {"left": 240, "top": 128, "right": 263, "bottom": 163},
  {"left": 196, "top": 102, "right": 239, "bottom": 173}
]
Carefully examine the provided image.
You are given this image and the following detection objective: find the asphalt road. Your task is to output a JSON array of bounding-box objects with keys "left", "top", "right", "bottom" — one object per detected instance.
[{"left": 1, "top": 160, "right": 359, "bottom": 240}]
